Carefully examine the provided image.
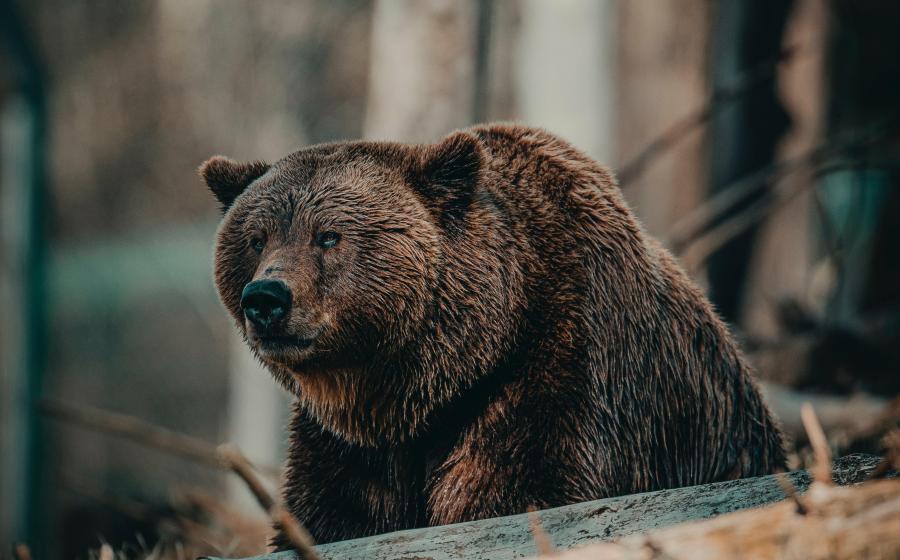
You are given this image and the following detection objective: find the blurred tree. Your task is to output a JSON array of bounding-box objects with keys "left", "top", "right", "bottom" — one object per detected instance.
[
  {"left": 615, "top": 0, "right": 710, "bottom": 238},
  {"left": 0, "top": 0, "right": 48, "bottom": 551},
  {"left": 707, "top": 0, "right": 794, "bottom": 324},
  {"left": 364, "top": 0, "right": 478, "bottom": 142}
]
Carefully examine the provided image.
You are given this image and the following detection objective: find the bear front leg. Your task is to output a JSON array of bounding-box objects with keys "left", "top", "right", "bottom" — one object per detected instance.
[
  {"left": 425, "top": 384, "right": 608, "bottom": 526},
  {"left": 273, "top": 405, "right": 427, "bottom": 550}
]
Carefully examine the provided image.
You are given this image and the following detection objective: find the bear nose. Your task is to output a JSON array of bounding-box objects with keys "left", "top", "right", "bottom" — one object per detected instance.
[{"left": 240, "top": 279, "right": 291, "bottom": 330}]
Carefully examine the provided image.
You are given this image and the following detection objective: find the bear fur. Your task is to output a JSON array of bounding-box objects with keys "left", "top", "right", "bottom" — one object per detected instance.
[{"left": 201, "top": 123, "right": 785, "bottom": 547}]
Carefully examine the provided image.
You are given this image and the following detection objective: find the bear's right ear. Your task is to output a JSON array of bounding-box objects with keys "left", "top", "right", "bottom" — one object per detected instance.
[
  {"left": 199, "top": 156, "right": 270, "bottom": 211},
  {"left": 408, "top": 131, "right": 485, "bottom": 229}
]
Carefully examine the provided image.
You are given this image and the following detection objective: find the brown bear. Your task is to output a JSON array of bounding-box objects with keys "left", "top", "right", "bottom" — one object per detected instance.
[{"left": 201, "top": 123, "right": 785, "bottom": 548}]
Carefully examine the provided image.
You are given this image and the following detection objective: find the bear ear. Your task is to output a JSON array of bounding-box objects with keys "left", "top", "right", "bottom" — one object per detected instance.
[
  {"left": 410, "top": 131, "right": 485, "bottom": 225},
  {"left": 199, "top": 156, "right": 270, "bottom": 211}
]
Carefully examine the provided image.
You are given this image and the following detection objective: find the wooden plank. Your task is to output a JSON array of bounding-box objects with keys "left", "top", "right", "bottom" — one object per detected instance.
[{"left": 209, "top": 454, "right": 882, "bottom": 560}]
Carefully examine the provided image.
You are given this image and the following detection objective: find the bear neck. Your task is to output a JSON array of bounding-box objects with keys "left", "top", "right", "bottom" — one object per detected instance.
[{"left": 283, "top": 338, "right": 516, "bottom": 449}]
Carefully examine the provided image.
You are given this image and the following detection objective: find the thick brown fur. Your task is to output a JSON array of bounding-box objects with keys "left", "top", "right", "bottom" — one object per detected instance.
[{"left": 202, "top": 124, "right": 785, "bottom": 548}]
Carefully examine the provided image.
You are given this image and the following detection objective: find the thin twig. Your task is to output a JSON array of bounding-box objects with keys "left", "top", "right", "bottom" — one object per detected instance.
[
  {"left": 41, "top": 398, "right": 280, "bottom": 478},
  {"left": 801, "top": 403, "right": 833, "bottom": 486},
  {"left": 217, "top": 444, "right": 277, "bottom": 511},
  {"left": 667, "top": 148, "right": 820, "bottom": 254},
  {"left": 42, "top": 399, "right": 318, "bottom": 556},
  {"left": 616, "top": 46, "right": 800, "bottom": 186},
  {"left": 775, "top": 472, "right": 808, "bottom": 515},
  {"left": 527, "top": 506, "right": 555, "bottom": 556},
  {"left": 217, "top": 445, "right": 320, "bottom": 560},
  {"left": 680, "top": 167, "right": 812, "bottom": 264},
  {"left": 669, "top": 116, "right": 898, "bottom": 262},
  {"left": 274, "top": 509, "right": 320, "bottom": 560}
]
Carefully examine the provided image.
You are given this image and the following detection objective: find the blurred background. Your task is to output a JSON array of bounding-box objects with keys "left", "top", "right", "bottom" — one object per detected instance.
[{"left": 1, "top": 0, "right": 898, "bottom": 557}]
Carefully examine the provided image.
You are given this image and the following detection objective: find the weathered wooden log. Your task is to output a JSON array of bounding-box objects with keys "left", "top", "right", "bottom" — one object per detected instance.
[
  {"left": 209, "top": 454, "right": 882, "bottom": 560},
  {"left": 540, "top": 476, "right": 900, "bottom": 560}
]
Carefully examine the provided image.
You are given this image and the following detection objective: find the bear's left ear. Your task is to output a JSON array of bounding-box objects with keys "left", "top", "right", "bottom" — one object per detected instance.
[
  {"left": 410, "top": 131, "right": 485, "bottom": 225},
  {"left": 199, "top": 156, "right": 270, "bottom": 211}
]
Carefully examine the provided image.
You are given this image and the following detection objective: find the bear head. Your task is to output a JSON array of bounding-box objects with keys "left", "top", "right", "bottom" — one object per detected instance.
[{"left": 200, "top": 131, "right": 517, "bottom": 445}]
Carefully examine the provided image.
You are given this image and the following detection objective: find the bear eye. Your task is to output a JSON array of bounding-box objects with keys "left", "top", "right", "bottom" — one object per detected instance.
[
  {"left": 249, "top": 234, "right": 266, "bottom": 254},
  {"left": 316, "top": 231, "right": 341, "bottom": 249}
]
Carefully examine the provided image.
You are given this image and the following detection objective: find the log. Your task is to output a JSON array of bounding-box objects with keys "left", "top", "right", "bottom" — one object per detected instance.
[
  {"left": 206, "top": 454, "right": 884, "bottom": 560},
  {"left": 540, "top": 477, "right": 900, "bottom": 560}
]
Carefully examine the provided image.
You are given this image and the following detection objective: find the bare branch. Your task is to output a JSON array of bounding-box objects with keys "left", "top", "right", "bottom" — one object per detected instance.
[
  {"left": 274, "top": 509, "right": 320, "bottom": 560},
  {"left": 616, "top": 46, "right": 800, "bottom": 187},
  {"left": 668, "top": 151, "right": 817, "bottom": 256},
  {"left": 216, "top": 444, "right": 277, "bottom": 512},
  {"left": 43, "top": 399, "right": 321, "bottom": 557},
  {"left": 668, "top": 116, "right": 899, "bottom": 264},
  {"left": 774, "top": 472, "right": 808, "bottom": 515},
  {"left": 41, "top": 398, "right": 280, "bottom": 478},
  {"left": 527, "top": 506, "right": 555, "bottom": 556},
  {"left": 801, "top": 403, "right": 833, "bottom": 486},
  {"left": 217, "top": 444, "right": 320, "bottom": 560}
]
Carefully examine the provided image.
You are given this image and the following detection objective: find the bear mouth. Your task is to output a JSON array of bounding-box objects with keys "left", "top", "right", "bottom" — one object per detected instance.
[{"left": 254, "top": 334, "right": 317, "bottom": 353}]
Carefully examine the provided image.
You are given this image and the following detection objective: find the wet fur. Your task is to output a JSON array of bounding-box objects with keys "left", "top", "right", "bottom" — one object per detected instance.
[{"left": 204, "top": 123, "right": 785, "bottom": 548}]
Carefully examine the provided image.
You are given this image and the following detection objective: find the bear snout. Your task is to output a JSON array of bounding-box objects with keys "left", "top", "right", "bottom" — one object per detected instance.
[{"left": 240, "top": 279, "right": 292, "bottom": 331}]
